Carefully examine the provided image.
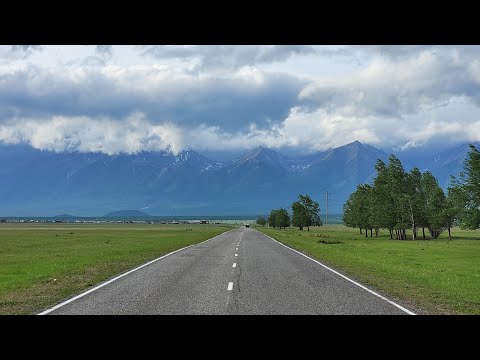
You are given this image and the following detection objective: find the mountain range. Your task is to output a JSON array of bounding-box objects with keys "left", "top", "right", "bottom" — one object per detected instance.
[{"left": 0, "top": 141, "right": 476, "bottom": 216}]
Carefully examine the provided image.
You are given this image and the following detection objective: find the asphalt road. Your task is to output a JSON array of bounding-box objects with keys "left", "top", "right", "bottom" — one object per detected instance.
[{"left": 43, "top": 227, "right": 411, "bottom": 315}]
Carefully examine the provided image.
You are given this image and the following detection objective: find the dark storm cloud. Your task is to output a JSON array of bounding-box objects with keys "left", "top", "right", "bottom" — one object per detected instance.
[
  {"left": 0, "top": 66, "right": 136, "bottom": 120},
  {"left": 0, "top": 65, "right": 306, "bottom": 132}
]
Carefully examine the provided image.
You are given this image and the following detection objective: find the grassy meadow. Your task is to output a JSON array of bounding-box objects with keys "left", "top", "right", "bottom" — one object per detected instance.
[
  {"left": 257, "top": 224, "right": 480, "bottom": 314},
  {"left": 0, "top": 223, "right": 233, "bottom": 315}
]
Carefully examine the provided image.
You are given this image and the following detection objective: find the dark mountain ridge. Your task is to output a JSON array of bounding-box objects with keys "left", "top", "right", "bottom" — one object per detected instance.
[{"left": 0, "top": 141, "right": 474, "bottom": 216}]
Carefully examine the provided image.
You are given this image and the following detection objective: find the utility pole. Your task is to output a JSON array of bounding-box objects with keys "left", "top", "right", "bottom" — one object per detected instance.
[{"left": 325, "top": 191, "right": 328, "bottom": 231}]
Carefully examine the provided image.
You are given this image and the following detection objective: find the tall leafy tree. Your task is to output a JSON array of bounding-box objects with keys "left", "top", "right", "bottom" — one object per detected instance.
[
  {"left": 443, "top": 186, "right": 465, "bottom": 240},
  {"left": 343, "top": 195, "right": 361, "bottom": 233},
  {"left": 356, "top": 184, "right": 373, "bottom": 237},
  {"left": 453, "top": 144, "right": 480, "bottom": 229},
  {"left": 367, "top": 188, "right": 381, "bottom": 238},
  {"left": 404, "top": 167, "right": 425, "bottom": 240},
  {"left": 292, "top": 201, "right": 308, "bottom": 230},
  {"left": 275, "top": 208, "right": 291, "bottom": 229},
  {"left": 298, "top": 194, "right": 322, "bottom": 231},
  {"left": 464, "top": 144, "right": 480, "bottom": 206},
  {"left": 370, "top": 159, "right": 396, "bottom": 238},
  {"left": 422, "top": 171, "right": 446, "bottom": 239},
  {"left": 343, "top": 185, "right": 371, "bottom": 236},
  {"left": 387, "top": 155, "right": 409, "bottom": 240},
  {"left": 268, "top": 210, "right": 278, "bottom": 228}
]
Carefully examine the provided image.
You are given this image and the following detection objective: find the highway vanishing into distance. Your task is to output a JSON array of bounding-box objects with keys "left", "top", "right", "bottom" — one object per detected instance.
[{"left": 40, "top": 227, "right": 414, "bottom": 315}]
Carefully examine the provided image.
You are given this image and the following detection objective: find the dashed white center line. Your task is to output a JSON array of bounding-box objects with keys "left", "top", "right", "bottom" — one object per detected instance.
[
  {"left": 235, "top": 254, "right": 238, "bottom": 257},
  {"left": 232, "top": 263, "right": 236, "bottom": 267},
  {"left": 228, "top": 282, "right": 233, "bottom": 291}
]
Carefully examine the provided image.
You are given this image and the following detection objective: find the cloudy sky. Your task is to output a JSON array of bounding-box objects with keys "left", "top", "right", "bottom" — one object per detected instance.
[{"left": 1, "top": 45, "right": 480, "bottom": 157}]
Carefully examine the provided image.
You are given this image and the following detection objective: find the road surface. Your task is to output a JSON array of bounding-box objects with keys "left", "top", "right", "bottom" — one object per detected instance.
[{"left": 41, "top": 227, "right": 412, "bottom": 315}]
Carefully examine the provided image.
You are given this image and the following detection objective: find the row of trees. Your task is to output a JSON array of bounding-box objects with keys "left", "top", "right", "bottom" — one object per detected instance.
[
  {"left": 343, "top": 144, "right": 480, "bottom": 240},
  {"left": 260, "top": 194, "right": 322, "bottom": 230}
]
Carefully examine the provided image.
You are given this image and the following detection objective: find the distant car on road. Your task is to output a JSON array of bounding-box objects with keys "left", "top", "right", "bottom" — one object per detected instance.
[{"left": 245, "top": 224, "right": 250, "bottom": 228}]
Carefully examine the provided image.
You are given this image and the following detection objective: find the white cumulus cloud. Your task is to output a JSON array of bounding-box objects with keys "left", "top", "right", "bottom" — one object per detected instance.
[{"left": 0, "top": 113, "right": 183, "bottom": 155}]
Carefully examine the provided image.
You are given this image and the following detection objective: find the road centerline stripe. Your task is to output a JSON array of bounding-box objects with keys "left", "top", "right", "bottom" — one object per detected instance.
[
  {"left": 235, "top": 254, "right": 238, "bottom": 257},
  {"left": 233, "top": 263, "right": 236, "bottom": 267},
  {"left": 228, "top": 282, "right": 233, "bottom": 291}
]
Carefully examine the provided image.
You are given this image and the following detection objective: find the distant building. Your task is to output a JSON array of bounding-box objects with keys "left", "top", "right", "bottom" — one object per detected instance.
[{"left": 0, "top": 219, "right": 6, "bottom": 223}]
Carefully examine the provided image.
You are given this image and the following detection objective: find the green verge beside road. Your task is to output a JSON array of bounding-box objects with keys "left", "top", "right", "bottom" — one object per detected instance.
[
  {"left": 257, "top": 224, "right": 480, "bottom": 315},
  {"left": 0, "top": 223, "right": 233, "bottom": 315}
]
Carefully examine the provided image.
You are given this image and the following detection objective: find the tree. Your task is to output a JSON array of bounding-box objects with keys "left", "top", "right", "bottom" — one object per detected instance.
[
  {"left": 404, "top": 167, "right": 425, "bottom": 240},
  {"left": 370, "top": 159, "right": 396, "bottom": 238},
  {"left": 356, "top": 184, "right": 372, "bottom": 237},
  {"left": 464, "top": 144, "right": 480, "bottom": 206},
  {"left": 292, "top": 201, "right": 308, "bottom": 230},
  {"left": 386, "top": 155, "right": 410, "bottom": 240},
  {"left": 268, "top": 210, "right": 278, "bottom": 228},
  {"left": 268, "top": 208, "right": 290, "bottom": 229},
  {"left": 422, "top": 171, "right": 446, "bottom": 239},
  {"left": 443, "top": 186, "right": 465, "bottom": 240},
  {"left": 297, "top": 194, "right": 322, "bottom": 231},
  {"left": 452, "top": 144, "right": 480, "bottom": 230},
  {"left": 342, "top": 184, "right": 371, "bottom": 236},
  {"left": 275, "top": 208, "right": 290, "bottom": 229},
  {"left": 256, "top": 216, "right": 266, "bottom": 226},
  {"left": 343, "top": 193, "right": 360, "bottom": 233}
]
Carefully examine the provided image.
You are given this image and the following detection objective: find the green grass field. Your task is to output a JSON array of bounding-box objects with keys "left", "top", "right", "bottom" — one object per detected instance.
[
  {"left": 0, "top": 223, "right": 233, "bottom": 315},
  {"left": 256, "top": 224, "right": 480, "bottom": 314}
]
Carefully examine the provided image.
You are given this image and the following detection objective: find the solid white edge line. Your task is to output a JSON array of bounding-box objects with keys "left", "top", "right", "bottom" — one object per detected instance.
[
  {"left": 38, "top": 228, "right": 236, "bottom": 315},
  {"left": 259, "top": 230, "right": 416, "bottom": 315},
  {"left": 233, "top": 263, "right": 236, "bottom": 268},
  {"left": 228, "top": 282, "right": 233, "bottom": 291}
]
